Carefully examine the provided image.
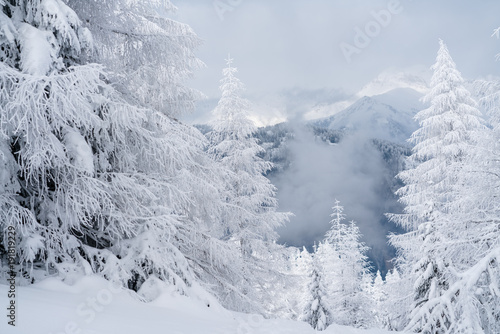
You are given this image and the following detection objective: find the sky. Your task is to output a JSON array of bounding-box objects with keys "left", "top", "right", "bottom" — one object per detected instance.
[
  {"left": 170, "top": 1, "right": 500, "bottom": 267},
  {"left": 173, "top": 0, "right": 500, "bottom": 125}
]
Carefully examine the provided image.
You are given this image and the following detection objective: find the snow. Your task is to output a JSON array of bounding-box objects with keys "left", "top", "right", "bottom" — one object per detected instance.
[
  {"left": 304, "top": 68, "right": 429, "bottom": 121},
  {"left": 63, "top": 128, "right": 94, "bottom": 175},
  {"left": 357, "top": 68, "right": 430, "bottom": 97},
  {"left": 0, "top": 277, "right": 401, "bottom": 334},
  {"left": 314, "top": 88, "right": 423, "bottom": 144},
  {"left": 0, "top": 11, "right": 16, "bottom": 44},
  {"left": 17, "top": 23, "right": 57, "bottom": 76}
]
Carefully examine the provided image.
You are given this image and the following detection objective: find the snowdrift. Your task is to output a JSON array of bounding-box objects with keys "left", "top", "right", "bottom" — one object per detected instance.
[{"left": 0, "top": 277, "right": 397, "bottom": 334}]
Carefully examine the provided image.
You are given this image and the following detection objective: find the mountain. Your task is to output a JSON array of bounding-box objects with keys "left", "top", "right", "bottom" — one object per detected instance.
[
  {"left": 252, "top": 87, "right": 425, "bottom": 275},
  {"left": 357, "top": 69, "right": 429, "bottom": 97},
  {"left": 313, "top": 88, "right": 424, "bottom": 144},
  {"left": 302, "top": 68, "right": 429, "bottom": 121}
]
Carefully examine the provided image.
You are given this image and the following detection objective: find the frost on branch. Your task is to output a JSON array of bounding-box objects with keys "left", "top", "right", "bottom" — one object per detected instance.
[
  {"left": 388, "top": 40, "right": 498, "bottom": 333},
  {"left": 0, "top": 2, "right": 248, "bottom": 304},
  {"left": 66, "top": 0, "right": 203, "bottom": 116}
]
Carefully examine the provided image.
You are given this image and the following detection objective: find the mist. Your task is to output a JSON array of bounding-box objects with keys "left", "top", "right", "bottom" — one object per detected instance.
[{"left": 272, "top": 123, "right": 399, "bottom": 268}]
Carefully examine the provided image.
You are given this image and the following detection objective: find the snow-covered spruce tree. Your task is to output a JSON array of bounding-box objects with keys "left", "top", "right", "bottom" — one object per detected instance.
[
  {"left": 442, "top": 47, "right": 500, "bottom": 334},
  {"left": 302, "top": 247, "right": 331, "bottom": 331},
  {"left": 369, "top": 270, "right": 387, "bottom": 327},
  {"left": 389, "top": 40, "right": 487, "bottom": 333},
  {"left": 0, "top": 1, "right": 245, "bottom": 306},
  {"left": 289, "top": 246, "right": 314, "bottom": 320},
  {"left": 320, "top": 200, "right": 372, "bottom": 328},
  {"left": 0, "top": 0, "right": 108, "bottom": 281},
  {"left": 66, "top": 0, "right": 203, "bottom": 116},
  {"left": 67, "top": 0, "right": 272, "bottom": 309},
  {"left": 206, "top": 56, "right": 291, "bottom": 313},
  {"left": 261, "top": 245, "right": 305, "bottom": 320},
  {"left": 444, "top": 80, "right": 500, "bottom": 334},
  {"left": 381, "top": 269, "right": 407, "bottom": 330}
]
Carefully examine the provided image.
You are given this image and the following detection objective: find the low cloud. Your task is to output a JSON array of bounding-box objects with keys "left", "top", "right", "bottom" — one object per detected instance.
[{"left": 273, "top": 123, "right": 392, "bottom": 258}]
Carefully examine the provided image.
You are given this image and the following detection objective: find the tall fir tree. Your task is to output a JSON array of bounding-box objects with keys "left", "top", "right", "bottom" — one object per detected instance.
[
  {"left": 66, "top": 0, "right": 203, "bottom": 116},
  {"left": 389, "top": 40, "right": 487, "bottom": 333},
  {"left": 290, "top": 246, "right": 314, "bottom": 320},
  {"left": 206, "top": 56, "right": 290, "bottom": 314},
  {"left": 0, "top": 2, "right": 255, "bottom": 312},
  {"left": 318, "top": 200, "right": 372, "bottom": 328}
]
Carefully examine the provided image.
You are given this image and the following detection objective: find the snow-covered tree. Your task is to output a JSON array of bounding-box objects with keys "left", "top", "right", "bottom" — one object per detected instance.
[
  {"left": 319, "top": 200, "right": 372, "bottom": 328},
  {"left": 391, "top": 40, "right": 483, "bottom": 232},
  {"left": 302, "top": 248, "right": 331, "bottom": 331},
  {"left": 389, "top": 40, "right": 488, "bottom": 333},
  {"left": 0, "top": 0, "right": 111, "bottom": 282},
  {"left": 0, "top": 2, "right": 254, "bottom": 314},
  {"left": 369, "top": 270, "right": 387, "bottom": 327},
  {"left": 208, "top": 56, "right": 289, "bottom": 255},
  {"left": 204, "top": 56, "right": 290, "bottom": 314},
  {"left": 293, "top": 247, "right": 314, "bottom": 312},
  {"left": 66, "top": 0, "right": 203, "bottom": 116},
  {"left": 381, "top": 269, "right": 408, "bottom": 331},
  {"left": 281, "top": 246, "right": 314, "bottom": 320}
]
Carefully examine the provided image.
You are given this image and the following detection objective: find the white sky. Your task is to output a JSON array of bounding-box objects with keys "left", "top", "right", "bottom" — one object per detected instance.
[
  {"left": 173, "top": 0, "right": 500, "bottom": 104},
  {"left": 170, "top": 1, "right": 500, "bottom": 258}
]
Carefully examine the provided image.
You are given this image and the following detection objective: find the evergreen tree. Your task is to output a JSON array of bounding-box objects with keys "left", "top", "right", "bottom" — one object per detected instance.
[
  {"left": 292, "top": 246, "right": 314, "bottom": 319},
  {"left": 66, "top": 0, "right": 203, "bottom": 116},
  {"left": 389, "top": 40, "right": 487, "bottom": 333},
  {"left": 205, "top": 56, "right": 290, "bottom": 314},
  {"left": 302, "top": 249, "right": 331, "bottom": 331},
  {"left": 381, "top": 269, "right": 408, "bottom": 331},
  {"left": 370, "top": 270, "right": 387, "bottom": 327},
  {"left": 0, "top": 2, "right": 249, "bottom": 312},
  {"left": 208, "top": 56, "right": 289, "bottom": 256},
  {"left": 320, "top": 200, "right": 372, "bottom": 328}
]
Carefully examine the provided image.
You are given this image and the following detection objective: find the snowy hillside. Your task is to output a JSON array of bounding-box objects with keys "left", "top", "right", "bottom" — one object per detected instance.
[
  {"left": 1, "top": 276, "right": 398, "bottom": 334},
  {"left": 313, "top": 88, "right": 423, "bottom": 144}
]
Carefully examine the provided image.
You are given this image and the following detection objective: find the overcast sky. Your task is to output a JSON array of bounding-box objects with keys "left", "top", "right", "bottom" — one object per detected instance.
[
  {"left": 174, "top": 0, "right": 500, "bottom": 106},
  {"left": 171, "top": 1, "right": 500, "bottom": 265}
]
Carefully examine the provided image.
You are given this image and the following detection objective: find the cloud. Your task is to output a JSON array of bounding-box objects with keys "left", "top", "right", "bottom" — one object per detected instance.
[
  {"left": 272, "top": 124, "right": 390, "bottom": 254},
  {"left": 172, "top": 0, "right": 500, "bottom": 268},
  {"left": 174, "top": 0, "right": 500, "bottom": 105}
]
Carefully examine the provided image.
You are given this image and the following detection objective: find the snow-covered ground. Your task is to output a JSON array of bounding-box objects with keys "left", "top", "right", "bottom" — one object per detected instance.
[{"left": 1, "top": 277, "right": 398, "bottom": 334}]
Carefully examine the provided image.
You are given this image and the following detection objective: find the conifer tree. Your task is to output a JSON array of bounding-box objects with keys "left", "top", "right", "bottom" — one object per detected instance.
[
  {"left": 282, "top": 246, "right": 314, "bottom": 320},
  {"left": 0, "top": 2, "right": 246, "bottom": 309},
  {"left": 206, "top": 56, "right": 290, "bottom": 314},
  {"left": 319, "top": 200, "right": 371, "bottom": 328},
  {"left": 381, "top": 269, "right": 408, "bottom": 331},
  {"left": 302, "top": 248, "right": 331, "bottom": 331},
  {"left": 207, "top": 56, "right": 289, "bottom": 258},
  {"left": 389, "top": 40, "right": 487, "bottom": 333},
  {"left": 66, "top": 0, "right": 203, "bottom": 116}
]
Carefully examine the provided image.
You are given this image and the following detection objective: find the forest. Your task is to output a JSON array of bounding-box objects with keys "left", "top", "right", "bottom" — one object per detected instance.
[{"left": 0, "top": 1, "right": 499, "bottom": 333}]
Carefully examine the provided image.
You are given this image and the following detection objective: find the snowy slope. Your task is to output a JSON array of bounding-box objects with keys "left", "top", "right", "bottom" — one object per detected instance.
[
  {"left": 314, "top": 88, "right": 424, "bottom": 144},
  {"left": 1, "top": 277, "right": 399, "bottom": 334}
]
